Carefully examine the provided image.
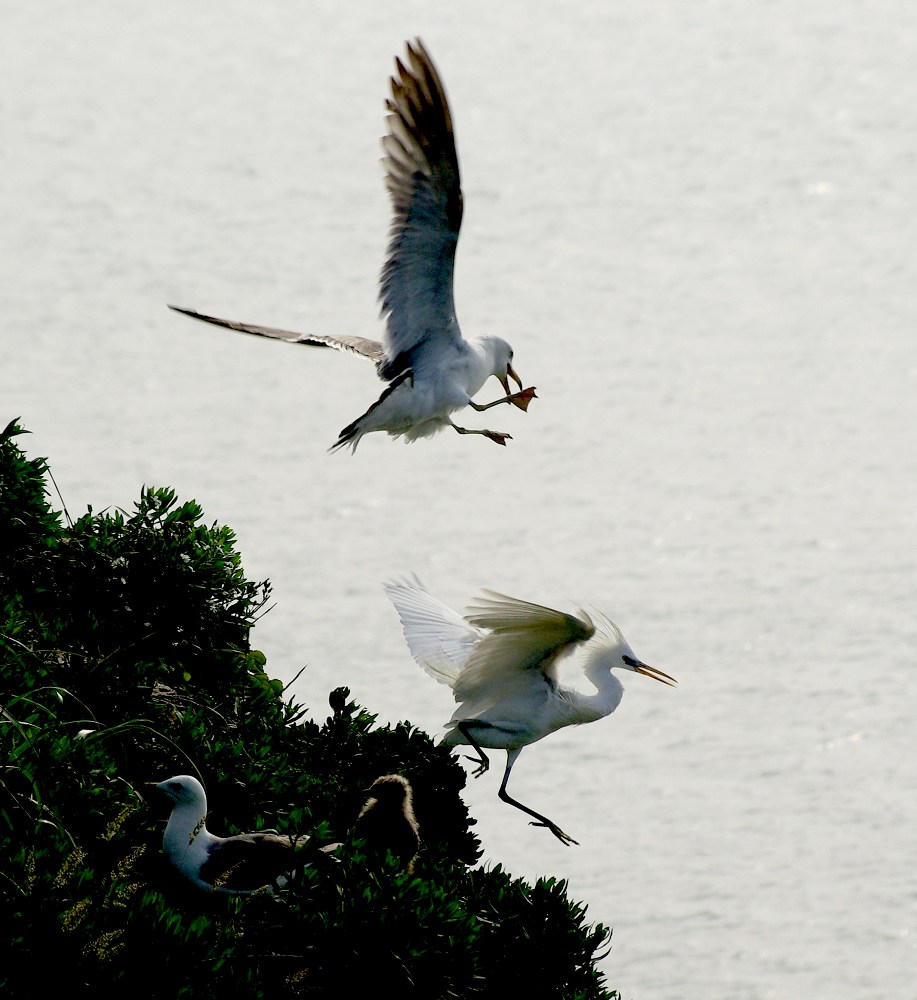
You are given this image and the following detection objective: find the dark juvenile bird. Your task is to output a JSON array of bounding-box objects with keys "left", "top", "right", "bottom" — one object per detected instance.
[
  {"left": 384, "top": 579, "right": 677, "bottom": 846},
  {"left": 153, "top": 774, "right": 329, "bottom": 894},
  {"left": 170, "top": 39, "right": 536, "bottom": 452},
  {"left": 353, "top": 774, "right": 420, "bottom": 873}
]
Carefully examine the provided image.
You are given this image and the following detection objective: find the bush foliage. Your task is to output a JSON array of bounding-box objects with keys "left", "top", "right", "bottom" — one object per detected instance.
[{"left": 0, "top": 419, "right": 617, "bottom": 998}]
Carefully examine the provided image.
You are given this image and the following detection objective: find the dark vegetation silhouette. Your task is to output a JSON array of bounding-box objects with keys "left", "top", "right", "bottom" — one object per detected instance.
[{"left": 1, "top": 419, "right": 617, "bottom": 998}]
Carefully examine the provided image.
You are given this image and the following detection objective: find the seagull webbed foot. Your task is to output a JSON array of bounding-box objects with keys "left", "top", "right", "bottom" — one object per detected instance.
[
  {"left": 451, "top": 423, "right": 512, "bottom": 446},
  {"left": 469, "top": 387, "right": 537, "bottom": 413},
  {"left": 508, "top": 386, "right": 538, "bottom": 411}
]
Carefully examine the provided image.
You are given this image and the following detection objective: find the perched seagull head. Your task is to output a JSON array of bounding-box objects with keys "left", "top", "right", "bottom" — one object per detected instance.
[{"left": 155, "top": 774, "right": 207, "bottom": 809}]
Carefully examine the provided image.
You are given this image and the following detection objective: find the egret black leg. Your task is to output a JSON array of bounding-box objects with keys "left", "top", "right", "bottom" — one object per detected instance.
[
  {"left": 457, "top": 722, "right": 492, "bottom": 778},
  {"left": 497, "top": 749, "right": 579, "bottom": 846}
]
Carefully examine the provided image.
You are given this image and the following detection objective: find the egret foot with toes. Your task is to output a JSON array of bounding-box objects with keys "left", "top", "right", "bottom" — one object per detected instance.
[{"left": 529, "top": 820, "right": 579, "bottom": 847}]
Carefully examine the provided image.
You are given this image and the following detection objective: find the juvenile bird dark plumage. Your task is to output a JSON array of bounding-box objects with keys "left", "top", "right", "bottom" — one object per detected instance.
[{"left": 354, "top": 774, "right": 420, "bottom": 874}]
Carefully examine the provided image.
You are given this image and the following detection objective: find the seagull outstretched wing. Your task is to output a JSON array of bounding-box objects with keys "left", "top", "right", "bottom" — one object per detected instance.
[
  {"left": 379, "top": 39, "right": 464, "bottom": 381},
  {"left": 167, "top": 305, "right": 386, "bottom": 368}
]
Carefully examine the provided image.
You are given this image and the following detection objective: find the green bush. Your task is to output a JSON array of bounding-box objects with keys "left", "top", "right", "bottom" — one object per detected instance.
[{"left": 0, "top": 419, "right": 617, "bottom": 998}]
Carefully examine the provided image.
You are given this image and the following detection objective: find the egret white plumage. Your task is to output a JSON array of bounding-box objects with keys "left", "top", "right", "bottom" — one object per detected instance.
[
  {"left": 170, "top": 38, "right": 536, "bottom": 452},
  {"left": 384, "top": 579, "right": 676, "bottom": 846},
  {"left": 153, "top": 774, "right": 331, "bottom": 893}
]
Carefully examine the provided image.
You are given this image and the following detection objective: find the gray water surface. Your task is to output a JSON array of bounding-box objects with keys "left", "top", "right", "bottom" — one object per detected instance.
[{"left": 3, "top": 2, "right": 916, "bottom": 996}]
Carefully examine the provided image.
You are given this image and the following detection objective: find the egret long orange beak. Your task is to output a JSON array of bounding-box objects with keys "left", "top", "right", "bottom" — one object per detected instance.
[{"left": 623, "top": 656, "right": 678, "bottom": 686}]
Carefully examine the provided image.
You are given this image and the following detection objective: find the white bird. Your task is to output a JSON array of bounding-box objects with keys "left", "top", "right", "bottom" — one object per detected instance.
[
  {"left": 384, "top": 579, "right": 677, "bottom": 846},
  {"left": 152, "top": 774, "right": 331, "bottom": 894},
  {"left": 169, "top": 38, "right": 536, "bottom": 452}
]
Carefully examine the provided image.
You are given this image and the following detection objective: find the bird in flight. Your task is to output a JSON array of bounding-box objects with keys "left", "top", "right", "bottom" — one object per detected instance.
[
  {"left": 170, "top": 39, "right": 536, "bottom": 452},
  {"left": 384, "top": 579, "right": 676, "bottom": 846}
]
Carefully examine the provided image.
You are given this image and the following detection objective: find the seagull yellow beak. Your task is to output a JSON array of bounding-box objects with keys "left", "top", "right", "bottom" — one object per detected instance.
[
  {"left": 506, "top": 362, "right": 523, "bottom": 391},
  {"left": 624, "top": 656, "right": 678, "bottom": 687}
]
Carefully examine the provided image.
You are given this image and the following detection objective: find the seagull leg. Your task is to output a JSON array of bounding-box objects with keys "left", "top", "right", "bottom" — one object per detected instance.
[
  {"left": 497, "top": 749, "right": 579, "bottom": 847},
  {"left": 450, "top": 422, "right": 512, "bottom": 447},
  {"left": 457, "top": 722, "right": 491, "bottom": 778},
  {"left": 468, "top": 387, "right": 538, "bottom": 413}
]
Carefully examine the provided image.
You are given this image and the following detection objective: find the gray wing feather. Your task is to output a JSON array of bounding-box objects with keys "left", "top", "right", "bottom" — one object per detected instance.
[
  {"left": 168, "top": 305, "right": 387, "bottom": 369},
  {"left": 198, "top": 832, "right": 294, "bottom": 890},
  {"left": 378, "top": 39, "right": 463, "bottom": 381}
]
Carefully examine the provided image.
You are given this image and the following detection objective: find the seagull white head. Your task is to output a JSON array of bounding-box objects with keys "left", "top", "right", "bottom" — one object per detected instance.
[
  {"left": 155, "top": 774, "right": 206, "bottom": 808},
  {"left": 485, "top": 336, "right": 524, "bottom": 398}
]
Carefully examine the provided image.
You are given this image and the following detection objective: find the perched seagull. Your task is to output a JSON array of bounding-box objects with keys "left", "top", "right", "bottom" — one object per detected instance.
[
  {"left": 170, "top": 38, "right": 536, "bottom": 452},
  {"left": 152, "top": 774, "right": 329, "bottom": 894},
  {"left": 384, "top": 579, "right": 677, "bottom": 846},
  {"left": 353, "top": 774, "right": 421, "bottom": 874}
]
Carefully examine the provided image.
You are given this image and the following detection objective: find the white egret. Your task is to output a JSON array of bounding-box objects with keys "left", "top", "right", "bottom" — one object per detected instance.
[
  {"left": 152, "top": 774, "right": 334, "bottom": 893},
  {"left": 384, "top": 579, "right": 676, "bottom": 846},
  {"left": 170, "top": 39, "right": 536, "bottom": 452}
]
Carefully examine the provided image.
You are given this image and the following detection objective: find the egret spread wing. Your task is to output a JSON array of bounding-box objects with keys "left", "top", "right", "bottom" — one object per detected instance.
[
  {"left": 378, "top": 39, "right": 463, "bottom": 381},
  {"left": 168, "top": 305, "right": 387, "bottom": 367},
  {"left": 455, "top": 591, "right": 595, "bottom": 706},
  {"left": 384, "top": 577, "right": 482, "bottom": 687}
]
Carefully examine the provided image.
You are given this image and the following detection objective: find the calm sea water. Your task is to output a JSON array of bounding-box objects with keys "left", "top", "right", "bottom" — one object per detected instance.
[{"left": 4, "top": 2, "right": 916, "bottom": 996}]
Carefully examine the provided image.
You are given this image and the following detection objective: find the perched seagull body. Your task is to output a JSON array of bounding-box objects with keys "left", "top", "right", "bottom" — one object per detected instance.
[
  {"left": 353, "top": 774, "right": 421, "bottom": 874},
  {"left": 170, "top": 39, "right": 536, "bottom": 452},
  {"left": 153, "top": 774, "right": 325, "bottom": 894},
  {"left": 384, "top": 579, "right": 677, "bottom": 846}
]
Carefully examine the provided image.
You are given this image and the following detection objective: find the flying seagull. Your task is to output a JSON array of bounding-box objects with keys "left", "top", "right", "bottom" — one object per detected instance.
[
  {"left": 152, "top": 774, "right": 333, "bottom": 894},
  {"left": 353, "top": 774, "right": 421, "bottom": 874},
  {"left": 384, "top": 579, "right": 677, "bottom": 846},
  {"left": 170, "top": 38, "right": 536, "bottom": 452}
]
